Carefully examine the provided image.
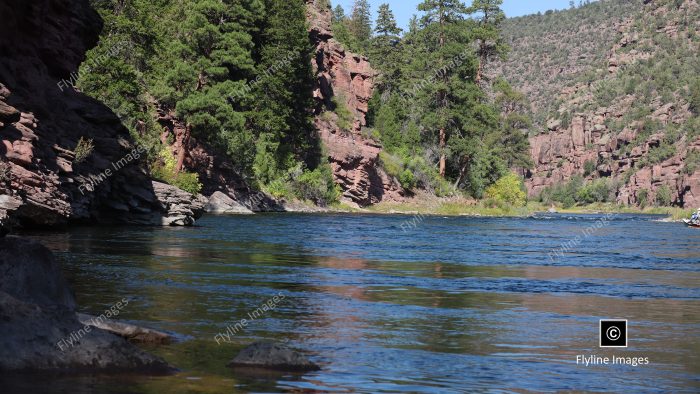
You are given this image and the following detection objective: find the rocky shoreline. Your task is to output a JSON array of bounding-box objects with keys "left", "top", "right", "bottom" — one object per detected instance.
[{"left": 0, "top": 236, "right": 175, "bottom": 374}]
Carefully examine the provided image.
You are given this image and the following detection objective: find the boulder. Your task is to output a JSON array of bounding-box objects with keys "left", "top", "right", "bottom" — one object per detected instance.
[
  {"left": 0, "top": 237, "right": 76, "bottom": 309},
  {"left": 227, "top": 341, "right": 320, "bottom": 372},
  {"left": 0, "top": 236, "right": 174, "bottom": 373},
  {"left": 151, "top": 181, "right": 207, "bottom": 226},
  {"left": 205, "top": 191, "right": 253, "bottom": 215}
]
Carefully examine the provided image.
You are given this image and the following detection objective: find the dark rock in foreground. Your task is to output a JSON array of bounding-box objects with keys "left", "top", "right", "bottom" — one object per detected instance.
[
  {"left": 227, "top": 341, "right": 320, "bottom": 372},
  {"left": 0, "top": 236, "right": 174, "bottom": 374}
]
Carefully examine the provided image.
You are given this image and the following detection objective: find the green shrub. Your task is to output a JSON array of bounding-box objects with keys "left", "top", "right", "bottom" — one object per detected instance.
[
  {"left": 583, "top": 159, "right": 596, "bottom": 177},
  {"left": 684, "top": 149, "right": 700, "bottom": 175},
  {"left": 655, "top": 184, "right": 673, "bottom": 206},
  {"left": 292, "top": 164, "right": 340, "bottom": 206},
  {"left": 151, "top": 148, "right": 203, "bottom": 195},
  {"left": 73, "top": 137, "right": 95, "bottom": 164},
  {"left": 399, "top": 169, "right": 415, "bottom": 190},
  {"left": 332, "top": 95, "right": 353, "bottom": 132},
  {"left": 637, "top": 188, "right": 649, "bottom": 208},
  {"left": 485, "top": 172, "right": 527, "bottom": 206},
  {"left": 576, "top": 178, "right": 612, "bottom": 204}
]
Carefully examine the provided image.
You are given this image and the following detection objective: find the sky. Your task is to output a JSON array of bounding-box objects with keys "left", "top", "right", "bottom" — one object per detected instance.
[{"left": 333, "top": 0, "right": 592, "bottom": 30}]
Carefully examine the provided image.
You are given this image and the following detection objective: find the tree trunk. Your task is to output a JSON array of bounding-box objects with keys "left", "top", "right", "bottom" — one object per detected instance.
[
  {"left": 174, "top": 124, "right": 190, "bottom": 175},
  {"left": 438, "top": 5, "right": 447, "bottom": 178},
  {"left": 439, "top": 128, "right": 446, "bottom": 177}
]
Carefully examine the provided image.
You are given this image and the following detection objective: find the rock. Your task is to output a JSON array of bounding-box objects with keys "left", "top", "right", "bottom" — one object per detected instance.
[
  {"left": 0, "top": 237, "right": 77, "bottom": 309},
  {"left": 227, "top": 341, "right": 320, "bottom": 372},
  {"left": 205, "top": 191, "right": 254, "bottom": 215},
  {"left": 0, "top": 237, "right": 174, "bottom": 373},
  {"left": 77, "top": 313, "right": 172, "bottom": 345},
  {"left": 151, "top": 181, "right": 207, "bottom": 226},
  {"left": 0, "top": 292, "right": 174, "bottom": 373},
  {"left": 306, "top": 0, "right": 404, "bottom": 207}
]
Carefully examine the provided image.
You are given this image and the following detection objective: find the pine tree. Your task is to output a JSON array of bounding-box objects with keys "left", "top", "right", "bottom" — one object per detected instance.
[
  {"left": 332, "top": 4, "right": 345, "bottom": 23},
  {"left": 371, "top": 4, "right": 403, "bottom": 92},
  {"left": 415, "top": 0, "right": 470, "bottom": 178},
  {"left": 375, "top": 4, "right": 401, "bottom": 37},
  {"left": 350, "top": 0, "right": 372, "bottom": 50},
  {"left": 467, "top": 0, "right": 507, "bottom": 85},
  {"left": 251, "top": 0, "right": 318, "bottom": 184}
]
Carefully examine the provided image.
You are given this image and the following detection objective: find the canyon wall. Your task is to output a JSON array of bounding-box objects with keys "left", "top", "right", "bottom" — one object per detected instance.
[
  {"left": 500, "top": 0, "right": 700, "bottom": 207},
  {"left": 0, "top": 0, "right": 203, "bottom": 231},
  {"left": 306, "top": 0, "right": 403, "bottom": 207}
]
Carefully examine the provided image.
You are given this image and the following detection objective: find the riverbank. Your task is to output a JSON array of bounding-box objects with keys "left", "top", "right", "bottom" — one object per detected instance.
[{"left": 320, "top": 195, "right": 694, "bottom": 221}]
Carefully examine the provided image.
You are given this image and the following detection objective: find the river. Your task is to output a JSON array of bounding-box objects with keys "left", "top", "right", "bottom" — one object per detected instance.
[{"left": 11, "top": 213, "right": 700, "bottom": 393}]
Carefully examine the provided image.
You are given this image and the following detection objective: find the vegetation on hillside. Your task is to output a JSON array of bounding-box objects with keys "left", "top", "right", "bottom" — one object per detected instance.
[
  {"left": 498, "top": 0, "right": 700, "bottom": 208},
  {"left": 79, "top": 0, "right": 337, "bottom": 204},
  {"left": 333, "top": 0, "right": 532, "bottom": 201}
]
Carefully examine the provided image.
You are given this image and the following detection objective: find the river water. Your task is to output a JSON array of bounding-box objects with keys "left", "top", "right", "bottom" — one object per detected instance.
[{"left": 14, "top": 213, "right": 700, "bottom": 392}]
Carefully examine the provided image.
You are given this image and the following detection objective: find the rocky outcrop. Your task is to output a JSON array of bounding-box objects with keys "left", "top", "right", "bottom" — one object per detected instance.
[
  {"left": 227, "top": 341, "right": 320, "bottom": 372},
  {"left": 306, "top": 0, "right": 403, "bottom": 207},
  {"left": 205, "top": 191, "right": 254, "bottom": 215},
  {"left": 157, "top": 110, "right": 280, "bottom": 213},
  {"left": 513, "top": 0, "right": 700, "bottom": 207},
  {"left": 0, "top": 0, "right": 204, "bottom": 230},
  {"left": 0, "top": 237, "right": 173, "bottom": 373}
]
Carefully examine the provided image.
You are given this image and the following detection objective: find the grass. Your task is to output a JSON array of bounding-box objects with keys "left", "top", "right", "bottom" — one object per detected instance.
[{"left": 365, "top": 198, "right": 694, "bottom": 221}]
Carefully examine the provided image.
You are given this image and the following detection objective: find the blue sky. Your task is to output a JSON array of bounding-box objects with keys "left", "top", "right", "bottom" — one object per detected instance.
[{"left": 332, "top": 0, "right": 591, "bottom": 30}]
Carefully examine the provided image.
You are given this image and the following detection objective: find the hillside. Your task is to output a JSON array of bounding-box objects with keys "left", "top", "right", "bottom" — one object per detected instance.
[{"left": 498, "top": 0, "right": 700, "bottom": 208}]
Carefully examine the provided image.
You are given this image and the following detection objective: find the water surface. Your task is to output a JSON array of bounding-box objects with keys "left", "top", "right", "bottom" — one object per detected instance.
[{"left": 11, "top": 213, "right": 700, "bottom": 392}]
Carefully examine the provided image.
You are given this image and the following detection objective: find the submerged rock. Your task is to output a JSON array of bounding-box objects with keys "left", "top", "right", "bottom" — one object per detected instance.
[
  {"left": 77, "top": 313, "right": 172, "bottom": 344},
  {"left": 0, "top": 236, "right": 174, "bottom": 374},
  {"left": 227, "top": 341, "right": 320, "bottom": 372}
]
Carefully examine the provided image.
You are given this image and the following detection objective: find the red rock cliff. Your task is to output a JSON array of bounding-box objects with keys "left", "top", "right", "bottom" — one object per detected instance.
[
  {"left": 0, "top": 0, "right": 203, "bottom": 231},
  {"left": 306, "top": 0, "right": 403, "bottom": 207}
]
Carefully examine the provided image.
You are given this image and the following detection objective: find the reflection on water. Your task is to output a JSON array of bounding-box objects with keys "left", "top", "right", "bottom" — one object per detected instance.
[{"left": 8, "top": 213, "right": 700, "bottom": 393}]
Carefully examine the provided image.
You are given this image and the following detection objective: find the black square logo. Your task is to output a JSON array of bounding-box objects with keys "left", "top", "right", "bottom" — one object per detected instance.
[{"left": 600, "top": 319, "right": 627, "bottom": 348}]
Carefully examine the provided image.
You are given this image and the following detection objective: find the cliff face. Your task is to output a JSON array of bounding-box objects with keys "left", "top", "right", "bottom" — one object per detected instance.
[
  {"left": 0, "top": 0, "right": 202, "bottom": 230},
  {"left": 306, "top": 0, "right": 403, "bottom": 207},
  {"left": 500, "top": 0, "right": 700, "bottom": 207}
]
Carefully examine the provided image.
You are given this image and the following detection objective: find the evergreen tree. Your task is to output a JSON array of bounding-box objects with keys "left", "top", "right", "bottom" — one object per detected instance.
[
  {"left": 467, "top": 0, "right": 507, "bottom": 85},
  {"left": 371, "top": 4, "right": 403, "bottom": 92},
  {"left": 332, "top": 4, "right": 345, "bottom": 23},
  {"left": 375, "top": 4, "right": 401, "bottom": 37},
  {"left": 350, "top": 0, "right": 372, "bottom": 50},
  {"left": 415, "top": 0, "right": 470, "bottom": 178},
  {"left": 251, "top": 0, "right": 318, "bottom": 184}
]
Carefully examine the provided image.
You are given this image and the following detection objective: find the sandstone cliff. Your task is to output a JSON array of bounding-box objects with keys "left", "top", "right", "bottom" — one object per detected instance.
[
  {"left": 0, "top": 0, "right": 204, "bottom": 230},
  {"left": 500, "top": 0, "right": 700, "bottom": 207},
  {"left": 306, "top": 0, "right": 403, "bottom": 207}
]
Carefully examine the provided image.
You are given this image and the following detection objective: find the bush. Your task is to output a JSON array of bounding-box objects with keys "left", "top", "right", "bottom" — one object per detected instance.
[
  {"left": 485, "top": 172, "right": 527, "bottom": 206},
  {"left": 637, "top": 188, "right": 649, "bottom": 208},
  {"left": 291, "top": 164, "right": 340, "bottom": 206},
  {"left": 583, "top": 159, "right": 596, "bottom": 177},
  {"left": 151, "top": 148, "right": 203, "bottom": 195},
  {"left": 576, "top": 178, "right": 612, "bottom": 204},
  {"left": 73, "top": 137, "right": 95, "bottom": 164},
  {"left": 332, "top": 95, "right": 353, "bottom": 132},
  {"left": 655, "top": 184, "right": 673, "bottom": 206}
]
